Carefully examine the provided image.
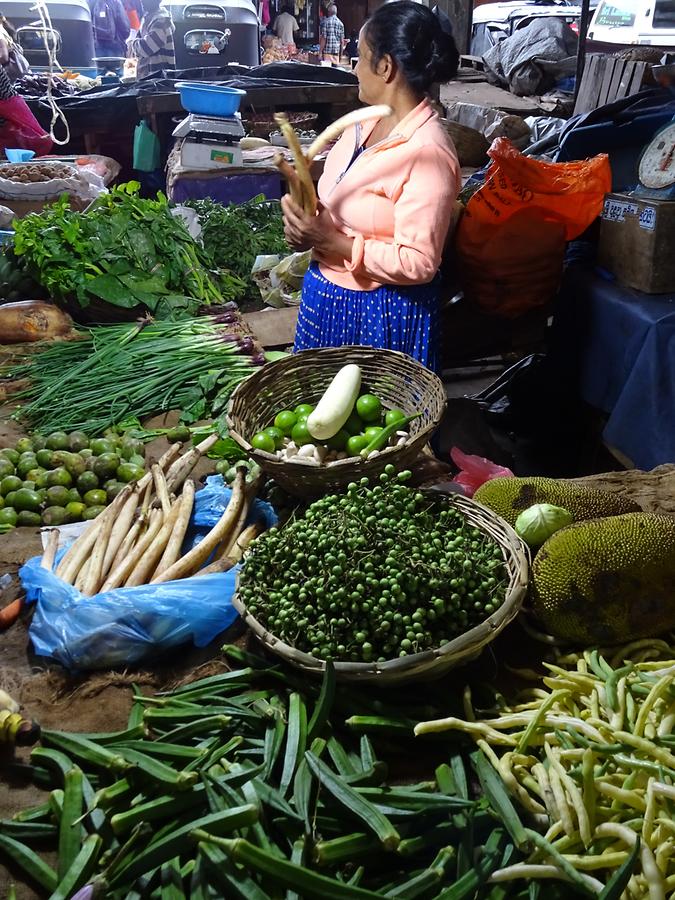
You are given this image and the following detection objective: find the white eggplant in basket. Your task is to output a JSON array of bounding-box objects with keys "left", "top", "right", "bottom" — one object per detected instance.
[{"left": 306, "top": 364, "right": 361, "bottom": 441}]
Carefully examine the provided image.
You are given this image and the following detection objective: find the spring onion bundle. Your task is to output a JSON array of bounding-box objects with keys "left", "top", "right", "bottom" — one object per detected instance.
[{"left": 4, "top": 314, "right": 263, "bottom": 436}]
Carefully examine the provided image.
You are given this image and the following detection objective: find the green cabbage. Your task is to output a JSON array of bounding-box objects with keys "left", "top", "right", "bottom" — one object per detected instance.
[{"left": 515, "top": 503, "right": 573, "bottom": 548}]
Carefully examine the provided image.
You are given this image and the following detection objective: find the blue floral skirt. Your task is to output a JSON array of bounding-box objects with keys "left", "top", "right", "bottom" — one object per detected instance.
[{"left": 293, "top": 263, "right": 440, "bottom": 371}]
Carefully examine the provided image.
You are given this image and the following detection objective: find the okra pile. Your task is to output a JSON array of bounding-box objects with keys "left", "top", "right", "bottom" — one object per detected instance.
[
  {"left": 239, "top": 467, "right": 508, "bottom": 662},
  {"left": 1, "top": 646, "right": 541, "bottom": 899}
]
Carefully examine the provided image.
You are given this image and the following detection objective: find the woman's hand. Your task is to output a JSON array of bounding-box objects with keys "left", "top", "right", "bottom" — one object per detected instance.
[{"left": 281, "top": 194, "right": 354, "bottom": 261}]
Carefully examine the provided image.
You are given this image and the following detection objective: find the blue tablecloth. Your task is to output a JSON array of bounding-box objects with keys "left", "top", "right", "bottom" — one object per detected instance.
[{"left": 553, "top": 266, "right": 675, "bottom": 469}]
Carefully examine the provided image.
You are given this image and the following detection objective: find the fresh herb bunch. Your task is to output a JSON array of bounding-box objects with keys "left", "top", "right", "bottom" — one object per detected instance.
[
  {"left": 12, "top": 183, "right": 246, "bottom": 318},
  {"left": 188, "top": 195, "right": 288, "bottom": 296},
  {"left": 239, "top": 467, "right": 508, "bottom": 663}
]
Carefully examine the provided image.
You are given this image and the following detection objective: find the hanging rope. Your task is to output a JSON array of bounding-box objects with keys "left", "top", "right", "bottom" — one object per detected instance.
[{"left": 30, "top": 0, "right": 70, "bottom": 145}]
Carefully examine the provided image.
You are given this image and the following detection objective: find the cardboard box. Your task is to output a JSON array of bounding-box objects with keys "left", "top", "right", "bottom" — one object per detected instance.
[{"left": 598, "top": 192, "right": 675, "bottom": 294}]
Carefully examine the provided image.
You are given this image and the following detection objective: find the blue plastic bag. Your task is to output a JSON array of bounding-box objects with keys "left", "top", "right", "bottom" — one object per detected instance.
[{"left": 20, "top": 478, "right": 277, "bottom": 671}]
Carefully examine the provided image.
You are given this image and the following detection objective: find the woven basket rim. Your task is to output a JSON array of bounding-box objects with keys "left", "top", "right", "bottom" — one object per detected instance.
[{"left": 234, "top": 489, "right": 530, "bottom": 681}]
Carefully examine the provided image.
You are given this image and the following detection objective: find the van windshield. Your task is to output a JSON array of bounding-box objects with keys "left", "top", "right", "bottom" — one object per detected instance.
[
  {"left": 594, "top": 0, "right": 636, "bottom": 26},
  {"left": 653, "top": 0, "right": 675, "bottom": 27}
]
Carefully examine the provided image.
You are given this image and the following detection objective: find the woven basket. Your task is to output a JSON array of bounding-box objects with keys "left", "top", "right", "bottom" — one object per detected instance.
[
  {"left": 233, "top": 489, "right": 530, "bottom": 684},
  {"left": 226, "top": 346, "right": 447, "bottom": 496}
]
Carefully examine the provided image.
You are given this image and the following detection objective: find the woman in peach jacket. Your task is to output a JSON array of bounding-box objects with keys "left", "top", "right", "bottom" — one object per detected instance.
[{"left": 281, "top": 0, "right": 460, "bottom": 371}]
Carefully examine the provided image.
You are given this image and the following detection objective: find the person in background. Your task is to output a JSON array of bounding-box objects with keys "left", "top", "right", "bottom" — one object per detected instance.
[
  {"left": 281, "top": 0, "right": 460, "bottom": 371},
  {"left": 344, "top": 29, "right": 357, "bottom": 59},
  {"left": 274, "top": 3, "right": 299, "bottom": 46},
  {"left": 319, "top": 3, "right": 344, "bottom": 64},
  {"left": 89, "top": 0, "right": 130, "bottom": 58},
  {"left": 0, "top": 15, "right": 29, "bottom": 80},
  {"left": 127, "top": 0, "right": 175, "bottom": 78},
  {"left": 123, "top": 0, "right": 143, "bottom": 33}
]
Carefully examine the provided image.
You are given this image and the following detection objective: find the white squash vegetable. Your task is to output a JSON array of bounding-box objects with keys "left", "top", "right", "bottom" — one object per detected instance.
[{"left": 306, "top": 364, "right": 361, "bottom": 441}]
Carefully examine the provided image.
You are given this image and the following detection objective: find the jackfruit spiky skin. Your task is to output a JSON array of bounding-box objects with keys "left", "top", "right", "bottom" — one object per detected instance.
[
  {"left": 531, "top": 513, "right": 675, "bottom": 644},
  {"left": 473, "top": 477, "right": 641, "bottom": 527}
]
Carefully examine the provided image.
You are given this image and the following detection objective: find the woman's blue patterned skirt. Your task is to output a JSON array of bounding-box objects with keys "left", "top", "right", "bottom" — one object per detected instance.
[{"left": 293, "top": 262, "right": 440, "bottom": 371}]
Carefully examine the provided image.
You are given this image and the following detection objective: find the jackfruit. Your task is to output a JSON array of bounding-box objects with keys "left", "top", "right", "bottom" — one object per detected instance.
[
  {"left": 531, "top": 513, "right": 675, "bottom": 644},
  {"left": 474, "top": 477, "right": 640, "bottom": 527}
]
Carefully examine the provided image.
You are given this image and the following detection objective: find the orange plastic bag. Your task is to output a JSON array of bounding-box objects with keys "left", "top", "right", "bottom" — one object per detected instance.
[{"left": 456, "top": 138, "right": 611, "bottom": 318}]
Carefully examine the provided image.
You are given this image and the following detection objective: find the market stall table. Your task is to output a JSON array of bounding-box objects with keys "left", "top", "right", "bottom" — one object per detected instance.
[{"left": 552, "top": 265, "right": 675, "bottom": 469}]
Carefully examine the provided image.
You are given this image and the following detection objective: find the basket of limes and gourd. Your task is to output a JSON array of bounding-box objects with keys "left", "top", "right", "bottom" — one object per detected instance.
[
  {"left": 0, "top": 430, "right": 147, "bottom": 531},
  {"left": 226, "top": 346, "right": 446, "bottom": 495}
]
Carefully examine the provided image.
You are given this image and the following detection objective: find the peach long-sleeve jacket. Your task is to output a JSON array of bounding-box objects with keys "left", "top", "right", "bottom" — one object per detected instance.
[{"left": 314, "top": 98, "right": 461, "bottom": 292}]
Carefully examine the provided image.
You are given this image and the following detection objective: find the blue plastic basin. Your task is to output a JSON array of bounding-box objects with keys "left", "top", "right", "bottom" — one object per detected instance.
[
  {"left": 175, "top": 82, "right": 246, "bottom": 117},
  {"left": 5, "top": 149, "right": 35, "bottom": 163}
]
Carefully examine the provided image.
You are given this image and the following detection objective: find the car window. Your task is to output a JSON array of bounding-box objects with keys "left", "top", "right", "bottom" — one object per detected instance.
[
  {"left": 594, "top": 0, "right": 636, "bottom": 26},
  {"left": 653, "top": 0, "right": 675, "bottom": 27}
]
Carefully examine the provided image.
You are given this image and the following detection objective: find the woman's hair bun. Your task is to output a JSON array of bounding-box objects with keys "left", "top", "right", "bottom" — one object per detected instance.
[{"left": 365, "top": 1, "right": 459, "bottom": 94}]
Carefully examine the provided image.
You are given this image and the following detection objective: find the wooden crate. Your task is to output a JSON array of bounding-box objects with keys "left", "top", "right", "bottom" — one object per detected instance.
[{"left": 574, "top": 55, "right": 648, "bottom": 115}]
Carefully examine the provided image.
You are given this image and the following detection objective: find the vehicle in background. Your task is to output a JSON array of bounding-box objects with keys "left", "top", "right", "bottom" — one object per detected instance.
[
  {"left": 3, "top": 0, "right": 95, "bottom": 70},
  {"left": 470, "top": 0, "right": 590, "bottom": 55},
  {"left": 587, "top": 0, "right": 675, "bottom": 48}
]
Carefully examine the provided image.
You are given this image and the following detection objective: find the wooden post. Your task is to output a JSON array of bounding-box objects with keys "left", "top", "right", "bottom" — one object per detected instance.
[
  {"left": 575, "top": 0, "right": 593, "bottom": 103},
  {"left": 432, "top": 0, "right": 472, "bottom": 55}
]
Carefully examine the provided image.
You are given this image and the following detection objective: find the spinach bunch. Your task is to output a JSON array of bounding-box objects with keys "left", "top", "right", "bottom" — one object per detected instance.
[
  {"left": 13, "top": 183, "right": 246, "bottom": 319},
  {"left": 188, "top": 195, "right": 288, "bottom": 297}
]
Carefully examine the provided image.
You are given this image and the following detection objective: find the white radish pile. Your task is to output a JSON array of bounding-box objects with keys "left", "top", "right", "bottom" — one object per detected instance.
[{"left": 44, "top": 436, "right": 263, "bottom": 595}]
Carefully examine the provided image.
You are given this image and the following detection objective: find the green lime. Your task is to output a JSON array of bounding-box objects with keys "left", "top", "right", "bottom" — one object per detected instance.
[
  {"left": 31, "top": 434, "right": 46, "bottom": 451},
  {"left": 346, "top": 434, "right": 369, "bottom": 457},
  {"left": 34, "top": 471, "right": 49, "bottom": 490},
  {"left": 68, "top": 431, "right": 90, "bottom": 452},
  {"left": 52, "top": 451, "right": 85, "bottom": 478},
  {"left": 45, "top": 432, "right": 69, "bottom": 451},
  {"left": 93, "top": 453, "right": 120, "bottom": 480},
  {"left": 46, "top": 485, "right": 70, "bottom": 507},
  {"left": 36, "top": 448, "right": 54, "bottom": 468},
  {"left": 251, "top": 432, "right": 276, "bottom": 454},
  {"left": 17, "top": 456, "right": 37, "bottom": 479},
  {"left": 13, "top": 488, "right": 42, "bottom": 512},
  {"left": 25, "top": 468, "right": 45, "bottom": 484},
  {"left": 15, "top": 437, "right": 34, "bottom": 455},
  {"left": 106, "top": 482, "right": 126, "bottom": 502},
  {"left": 4, "top": 491, "right": 17, "bottom": 508},
  {"left": 0, "top": 496, "right": 3, "bottom": 509},
  {"left": 91, "top": 438, "right": 115, "bottom": 456},
  {"left": 0, "top": 507, "right": 17, "bottom": 526},
  {"left": 64, "top": 501, "right": 86, "bottom": 523},
  {"left": 21, "top": 482, "right": 36, "bottom": 493},
  {"left": 83, "top": 505, "right": 105, "bottom": 521},
  {"left": 16, "top": 510, "right": 41, "bottom": 527},
  {"left": 294, "top": 403, "right": 314, "bottom": 418},
  {"left": 167, "top": 425, "right": 191, "bottom": 443},
  {"left": 77, "top": 471, "right": 99, "bottom": 494},
  {"left": 264, "top": 426, "right": 285, "bottom": 449},
  {"left": 1, "top": 475, "right": 22, "bottom": 496},
  {"left": 274, "top": 410, "right": 297, "bottom": 435},
  {"left": 46, "top": 467, "right": 73, "bottom": 489},
  {"left": 0, "top": 448, "right": 19, "bottom": 466},
  {"left": 120, "top": 437, "right": 144, "bottom": 460},
  {"left": 343, "top": 411, "right": 365, "bottom": 435},
  {"left": 291, "top": 420, "right": 312, "bottom": 446},
  {"left": 325, "top": 429, "right": 349, "bottom": 451},
  {"left": 116, "top": 463, "right": 144, "bottom": 484},
  {"left": 80, "top": 449, "right": 93, "bottom": 460},
  {"left": 356, "top": 394, "right": 382, "bottom": 423},
  {"left": 84, "top": 489, "right": 107, "bottom": 507},
  {"left": 42, "top": 506, "right": 67, "bottom": 526},
  {"left": 67, "top": 489, "right": 82, "bottom": 504},
  {"left": 128, "top": 454, "right": 145, "bottom": 469},
  {"left": 385, "top": 408, "right": 406, "bottom": 428},
  {"left": 364, "top": 426, "right": 383, "bottom": 441},
  {"left": 0, "top": 458, "right": 15, "bottom": 480}
]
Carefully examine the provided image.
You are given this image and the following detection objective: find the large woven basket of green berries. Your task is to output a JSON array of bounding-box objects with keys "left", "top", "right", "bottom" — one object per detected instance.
[
  {"left": 226, "top": 345, "right": 446, "bottom": 496},
  {"left": 233, "top": 470, "right": 529, "bottom": 683}
]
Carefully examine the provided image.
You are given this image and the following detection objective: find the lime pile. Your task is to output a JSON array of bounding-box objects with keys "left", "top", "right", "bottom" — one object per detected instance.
[
  {"left": 0, "top": 431, "right": 146, "bottom": 530},
  {"left": 249, "top": 394, "right": 409, "bottom": 462}
]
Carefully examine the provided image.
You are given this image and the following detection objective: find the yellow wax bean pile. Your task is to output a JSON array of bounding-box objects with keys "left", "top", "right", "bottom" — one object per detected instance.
[{"left": 416, "top": 641, "right": 675, "bottom": 898}]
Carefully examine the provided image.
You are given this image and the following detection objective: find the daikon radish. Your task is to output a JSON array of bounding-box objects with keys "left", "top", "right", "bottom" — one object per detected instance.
[
  {"left": 275, "top": 112, "right": 315, "bottom": 214},
  {"left": 151, "top": 480, "right": 195, "bottom": 582},
  {"left": 41, "top": 529, "right": 59, "bottom": 572},
  {"left": 101, "top": 487, "right": 141, "bottom": 578},
  {"left": 152, "top": 464, "right": 172, "bottom": 517},
  {"left": 165, "top": 434, "right": 219, "bottom": 494},
  {"left": 109, "top": 517, "right": 143, "bottom": 574},
  {"left": 153, "top": 470, "right": 246, "bottom": 584},
  {"left": 82, "top": 508, "right": 116, "bottom": 596},
  {"left": 74, "top": 558, "right": 91, "bottom": 592},
  {"left": 305, "top": 105, "right": 392, "bottom": 161},
  {"left": 307, "top": 364, "right": 361, "bottom": 440},
  {"left": 100, "top": 510, "right": 163, "bottom": 591},
  {"left": 196, "top": 523, "right": 262, "bottom": 577},
  {"left": 125, "top": 499, "right": 183, "bottom": 587}
]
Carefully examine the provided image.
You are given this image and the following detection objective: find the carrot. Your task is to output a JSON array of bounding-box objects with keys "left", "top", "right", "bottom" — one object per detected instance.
[{"left": 0, "top": 597, "right": 22, "bottom": 630}]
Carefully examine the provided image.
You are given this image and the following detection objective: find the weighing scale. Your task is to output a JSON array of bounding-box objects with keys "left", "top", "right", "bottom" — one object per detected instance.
[
  {"left": 172, "top": 112, "right": 245, "bottom": 170},
  {"left": 634, "top": 119, "right": 675, "bottom": 200}
]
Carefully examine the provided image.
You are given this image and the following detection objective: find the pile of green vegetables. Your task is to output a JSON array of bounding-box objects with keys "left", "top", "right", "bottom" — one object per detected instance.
[
  {"left": 2, "top": 645, "right": 578, "bottom": 900},
  {"left": 187, "top": 196, "right": 287, "bottom": 300},
  {"left": 239, "top": 468, "right": 508, "bottom": 662},
  {"left": 12, "top": 184, "right": 246, "bottom": 319},
  {"left": 4, "top": 315, "right": 263, "bottom": 435}
]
